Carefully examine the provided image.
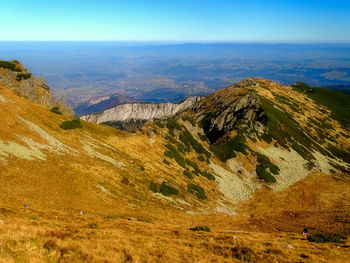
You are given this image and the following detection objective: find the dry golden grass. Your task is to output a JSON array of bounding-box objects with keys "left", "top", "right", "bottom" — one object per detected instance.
[
  {"left": 0, "top": 83, "right": 350, "bottom": 262},
  {"left": 1, "top": 173, "right": 349, "bottom": 263}
]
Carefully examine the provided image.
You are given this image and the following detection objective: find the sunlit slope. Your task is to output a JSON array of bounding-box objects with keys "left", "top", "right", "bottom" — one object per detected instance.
[
  {"left": 0, "top": 84, "right": 230, "bottom": 217},
  {"left": 0, "top": 73, "right": 350, "bottom": 262}
]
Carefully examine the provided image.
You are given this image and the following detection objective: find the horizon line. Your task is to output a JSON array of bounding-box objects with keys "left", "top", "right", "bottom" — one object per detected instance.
[{"left": 0, "top": 40, "right": 350, "bottom": 45}]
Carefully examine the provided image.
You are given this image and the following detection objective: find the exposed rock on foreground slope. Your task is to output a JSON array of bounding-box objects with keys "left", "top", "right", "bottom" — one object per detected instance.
[
  {"left": 0, "top": 64, "right": 350, "bottom": 262},
  {"left": 0, "top": 59, "right": 73, "bottom": 115}
]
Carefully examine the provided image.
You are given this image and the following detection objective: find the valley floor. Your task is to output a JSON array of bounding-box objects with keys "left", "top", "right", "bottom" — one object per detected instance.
[{"left": 0, "top": 173, "right": 349, "bottom": 263}]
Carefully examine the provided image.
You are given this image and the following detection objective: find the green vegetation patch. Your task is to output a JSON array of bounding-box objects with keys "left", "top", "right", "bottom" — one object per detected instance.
[
  {"left": 121, "top": 177, "right": 129, "bottom": 185},
  {"left": 197, "top": 132, "right": 209, "bottom": 142},
  {"left": 308, "top": 117, "right": 332, "bottom": 130},
  {"left": 259, "top": 96, "right": 314, "bottom": 161},
  {"left": 16, "top": 73, "right": 32, "bottom": 81},
  {"left": 154, "top": 120, "right": 165, "bottom": 128},
  {"left": 273, "top": 93, "right": 301, "bottom": 113},
  {"left": 166, "top": 119, "right": 182, "bottom": 136},
  {"left": 162, "top": 159, "right": 170, "bottom": 165},
  {"left": 188, "top": 184, "right": 207, "bottom": 200},
  {"left": 149, "top": 182, "right": 179, "bottom": 196},
  {"left": 165, "top": 135, "right": 177, "bottom": 144},
  {"left": 179, "top": 129, "right": 211, "bottom": 158},
  {"left": 87, "top": 222, "right": 98, "bottom": 229},
  {"left": 183, "top": 169, "right": 193, "bottom": 179},
  {"left": 159, "top": 182, "right": 179, "bottom": 196},
  {"left": 50, "top": 107, "right": 62, "bottom": 115},
  {"left": 293, "top": 81, "right": 350, "bottom": 128},
  {"left": 189, "top": 225, "right": 210, "bottom": 232},
  {"left": 149, "top": 181, "right": 158, "bottom": 193},
  {"left": 0, "top": 61, "right": 22, "bottom": 72},
  {"left": 197, "top": 155, "right": 205, "bottom": 162},
  {"left": 307, "top": 233, "right": 346, "bottom": 244},
  {"left": 255, "top": 153, "right": 278, "bottom": 183},
  {"left": 199, "top": 170, "right": 215, "bottom": 180},
  {"left": 59, "top": 119, "right": 82, "bottom": 130},
  {"left": 185, "top": 159, "right": 200, "bottom": 174},
  {"left": 326, "top": 144, "right": 350, "bottom": 164},
  {"left": 256, "top": 153, "right": 280, "bottom": 175},
  {"left": 164, "top": 143, "right": 186, "bottom": 168},
  {"left": 210, "top": 135, "right": 248, "bottom": 162},
  {"left": 182, "top": 115, "right": 196, "bottom": 126},
  {"left": 165, "top": 135, "right": 190, "bottom": 153},
  {"left": 256, "top": 164, "right": 276, "bottom": 183}
]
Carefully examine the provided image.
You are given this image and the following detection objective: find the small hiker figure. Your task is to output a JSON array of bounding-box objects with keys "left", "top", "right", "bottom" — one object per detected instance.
[
  {"left": 302, "top": 227, "right": 308, "bottom": 235},
  {"left": 80, "top": 211, "right": 84, "bottom": 216}
]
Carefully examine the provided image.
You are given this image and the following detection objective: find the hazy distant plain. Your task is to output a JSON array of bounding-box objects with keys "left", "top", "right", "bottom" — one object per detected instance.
[{"left": 1, "top": 42, "right": 350, "bottom": 106}]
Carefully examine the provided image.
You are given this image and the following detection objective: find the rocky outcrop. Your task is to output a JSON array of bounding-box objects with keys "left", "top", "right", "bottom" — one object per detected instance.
[
  {"left": 80, "top": 96, "right": 202, "bottom": 124},
  {"left": 205, "top": 94, "right": 265, "bottom": 139},
  {"left": 0, "top": 60, "right": 73, "bottom": 115},
  {"left": 191, "top": 79, "right": 266, "bottom": 143}
]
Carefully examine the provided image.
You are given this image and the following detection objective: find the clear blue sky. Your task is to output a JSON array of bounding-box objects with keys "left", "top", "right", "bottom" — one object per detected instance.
[{"left": 2, "top": 0, "right": 350, "bottom": 42}]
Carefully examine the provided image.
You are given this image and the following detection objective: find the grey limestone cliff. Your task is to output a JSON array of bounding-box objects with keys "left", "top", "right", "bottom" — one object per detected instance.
[{"left": 80, "top": 96, "right": 202, "bottom": 124}]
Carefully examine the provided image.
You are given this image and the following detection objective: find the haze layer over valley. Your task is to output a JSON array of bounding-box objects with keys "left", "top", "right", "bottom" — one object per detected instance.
[{"left": 1, "top": 42, "right": 350, "bottom": 113}]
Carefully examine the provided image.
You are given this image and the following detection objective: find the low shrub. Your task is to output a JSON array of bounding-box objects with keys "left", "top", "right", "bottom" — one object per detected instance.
[
  {"left": 149, "top": 181, "right": 158, "bottom": 193},
  {"left": 307, "top": 233, "right": 346, "bottom": 244},
  {"left": 164, "top": 144, "right": 186, "bottom": 168},
  {"left": 256, "top": 164, "right": 276, "bottom": 183},
  {"left": 164, "top": 150, "right": 174, "bottom": 159},
  {"left": 182, "top": 115, "right": 196, "bottom": 126},
  {"left": 210, "top": 135, "right": 248, "bottom": 162},
  {"left": 159, "top": 182, "right": 179, "bottom": 196},
  {"left": 183, "top": 169, "right": 193, "bottom": 179},
  {"left": 185, "top": 159, "right": 200, "bottom": 173},
  {"left": 179, "top": 129, "right": 211, "bottom": 157},
  {"left": 166, "top": 119, "right": 182, "bottom": 136},
  {"left": 50, "top": 107, "right": 62, "bottom": 115},
  {"left": 0, "top": 61, "right": 22, "bottom": 72},
  {"left": 87, "top": 222, "right": 98, "bottom": 229},
  {"left": 256, "top": 153, "right": 280, "bottom": 175},
  {"left": 188, "top": 183, "right": 207, "bottom": 199},
  {"left": 121, "top": 177, "right": 129, "bottom": 185},
  {"left": 177, "top": 142, "right": 190, "bottom": 153},
  {"left": 162, "top": 159, "right": 170, "bottom": 165},
  {"left": 60, "top": 119, "right": 82, "bottom": 130},
  {"left": 165, "top": 135, "right": 177, "bottom": 144},
  {"left": 43, "top": 240, "right": 57, "bottom": 251},
  {"left": 16, "top": 73, "right": 31, "bottom": 81},
  {"left": 189, "top": 225, "right": 210, "bottom": 232},
  {"left": 154, "top": 121, "right": 165, "bottom": 128},
  {"left": 197, "top": 155, "right": 205, "bottom": 162},
  {"left": 199, "top": 170, "right": 215, "bottom": 180},
  {"left": 197, "top": 132, "right": 208, "bottom": 142}
]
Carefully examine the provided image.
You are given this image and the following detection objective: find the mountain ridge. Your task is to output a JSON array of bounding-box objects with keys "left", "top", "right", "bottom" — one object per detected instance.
[{"left": 80, "top": 96, "right": 202, "bottom": 123}]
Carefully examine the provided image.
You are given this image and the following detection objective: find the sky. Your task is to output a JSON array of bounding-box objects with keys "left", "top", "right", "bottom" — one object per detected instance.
[{"left": 1, "top": 0, "right": 350, "bottom": 42}]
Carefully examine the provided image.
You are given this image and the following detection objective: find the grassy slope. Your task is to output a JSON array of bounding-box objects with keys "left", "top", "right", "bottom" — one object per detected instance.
[
  {"left": 292, "top": 81, "right": 350, "bottom": 128},
  {"left": 0, "top": 81, "right": 350, "bottom": 262}
]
